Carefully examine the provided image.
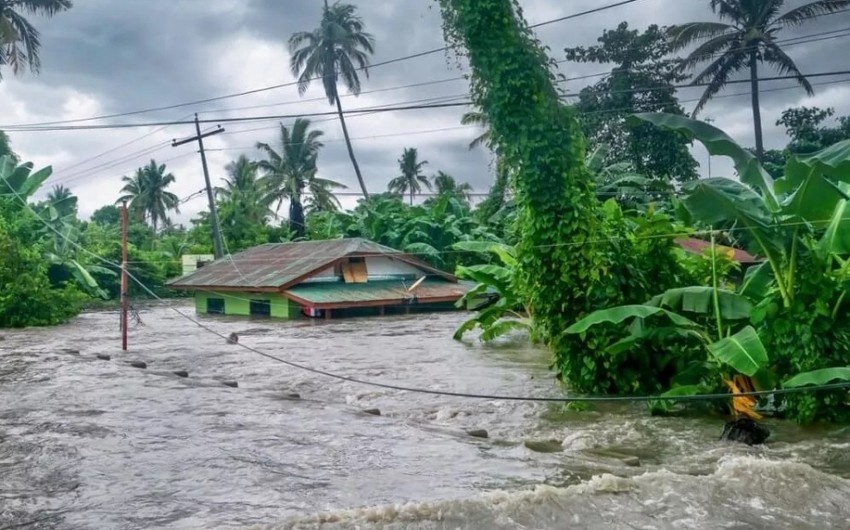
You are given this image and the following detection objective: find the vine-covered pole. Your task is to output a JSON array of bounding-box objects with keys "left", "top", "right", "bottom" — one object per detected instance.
[{"left": 435, "top": 1, "right": 604, "bottom": 358}]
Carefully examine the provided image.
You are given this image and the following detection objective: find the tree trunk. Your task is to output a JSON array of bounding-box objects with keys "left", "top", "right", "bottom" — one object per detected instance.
[
  {"left": 289, "top": 199, "right": 305, "bottom": 239},
  {"left": 410, "top": 189, "right": 413, "bottom": 206},
  {"left": 333, "top": 85, "right": 369, "bottom": 200},
  {"left": 749, "top": 51, "right": 764, "bottom": 161}
]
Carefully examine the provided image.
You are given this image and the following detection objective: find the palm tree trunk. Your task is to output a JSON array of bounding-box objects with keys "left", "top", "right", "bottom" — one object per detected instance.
[
  {"left": 333, "top": 85, "right": 369, "bottom": 200},
  {"left": 410, "top": 190, "right": 413, "bottom": 206},
  {"left": 749, "top": 51, "right": 764, "bottom": 161}
]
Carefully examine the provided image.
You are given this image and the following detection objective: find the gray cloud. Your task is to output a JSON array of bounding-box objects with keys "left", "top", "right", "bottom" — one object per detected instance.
[{"left": 1, "top": 0, "right": 848, "bottom": 221}]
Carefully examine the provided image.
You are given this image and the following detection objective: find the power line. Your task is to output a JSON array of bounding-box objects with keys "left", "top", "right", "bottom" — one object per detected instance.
[
  {"left": 38, "top": 75, "right": 850, "bottom": 192},
  {"left": 6, "top": 174, "right": 850, "bottom": 404},
  {"left": 2, "top": 0, "right": 648, "bottom": 130},
  {"left": 9, "top": 68, "right": 850, "bottom": 134}
]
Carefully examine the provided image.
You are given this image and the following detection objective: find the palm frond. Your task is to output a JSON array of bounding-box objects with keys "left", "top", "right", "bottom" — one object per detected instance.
[
  {"left": 691, "top": 52, "right": 748, "bottom": 116},
  {"left": 667, "top": 22, "right": 737, "bottom": 51},
  {"left": 762, "top": 41, "right": 814, "bottom": 95},
  {"left": 776, "top": 0, "right": 850, "bottom": 26}
]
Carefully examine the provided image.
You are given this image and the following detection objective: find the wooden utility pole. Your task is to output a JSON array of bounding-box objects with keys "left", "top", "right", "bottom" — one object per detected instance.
[
  {"left": 121, "top": 200, "right": 129, "bottom": 351},
  {"left": 172, "top": 114, "right": 225, "bottom": 259}
]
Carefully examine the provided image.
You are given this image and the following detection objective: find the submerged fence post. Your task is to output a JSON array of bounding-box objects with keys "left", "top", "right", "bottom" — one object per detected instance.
[{"left": 121, "top": 200, "right": 129, "bottom": 351}]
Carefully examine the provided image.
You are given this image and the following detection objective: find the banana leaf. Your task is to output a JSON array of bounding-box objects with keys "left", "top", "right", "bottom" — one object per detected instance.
[
  {"left": 782, "top": 367, "right": 850, "bottom": 388},
  {"left": 818, "top": 182, "right": 850, "bottom": 256},
  {"left": 647, "top": 286, "right": 752, "bottom": 320},
  {"left": 629, "top": 113, "right": 778, "bottom": 210},
  {"left": 451, "top": 240, "right": 516, "bottom": 266},
  {"left": 566, "top": 305, "right": 700, "bottom": 334},
  {"left": 706, "top": 326, "right": 768, "bottom": 377}
]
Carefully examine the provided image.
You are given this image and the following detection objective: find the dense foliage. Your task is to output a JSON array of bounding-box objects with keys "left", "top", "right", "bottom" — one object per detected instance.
[{"left": 565, "top": 22, "right": 698, "bottom": 184}]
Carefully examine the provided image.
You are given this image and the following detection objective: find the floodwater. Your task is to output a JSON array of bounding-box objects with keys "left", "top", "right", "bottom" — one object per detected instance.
[{"left": 1, "top": 303, "right": 850, "bottom": 530}]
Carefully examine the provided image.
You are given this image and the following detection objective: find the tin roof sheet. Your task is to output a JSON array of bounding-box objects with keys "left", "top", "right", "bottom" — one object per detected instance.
[
  {"left": 167, "top": 238, "right": 455, "bottom": 290},
  {"left": 676, "top": 237, "right": 760, "bottom": 264}
]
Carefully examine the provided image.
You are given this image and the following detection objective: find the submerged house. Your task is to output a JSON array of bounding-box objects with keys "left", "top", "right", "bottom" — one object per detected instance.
[{"left": 167, "top": 238, "right": 471, "bottom": 319}]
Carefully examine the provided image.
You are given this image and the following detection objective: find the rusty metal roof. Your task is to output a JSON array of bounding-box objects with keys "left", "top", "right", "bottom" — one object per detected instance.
[
  {"left": 167, "top": 238, "right": 456, "bottom": 290},
  {"left": 283, "top": 279, "right": 473, "bottom": 308},
  {"left": 676, "top": 237, "right": 760, "bottom": 264}
]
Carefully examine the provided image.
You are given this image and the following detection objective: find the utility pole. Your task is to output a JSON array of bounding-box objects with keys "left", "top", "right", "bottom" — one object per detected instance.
[
  {"left": 172, "top": 114, "right": 225, "bottom": 259},
  {"left": 121, "top": 200, "right": 129, "bottom": 351}
]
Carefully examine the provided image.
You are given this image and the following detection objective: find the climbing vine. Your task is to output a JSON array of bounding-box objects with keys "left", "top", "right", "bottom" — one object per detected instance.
[{"left": 436, "top": 0, "right": 605, "bottom": 348}]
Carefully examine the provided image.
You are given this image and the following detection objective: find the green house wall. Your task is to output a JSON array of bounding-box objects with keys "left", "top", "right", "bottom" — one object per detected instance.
[{"left": 194, "top": 291, "right": 301, "bottom": 319}]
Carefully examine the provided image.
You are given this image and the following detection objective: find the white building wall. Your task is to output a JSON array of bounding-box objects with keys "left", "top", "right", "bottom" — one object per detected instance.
[
  {"left": 365, "top": 257, "right": 422, "bottom": 277},
  {"left": 301, "top": 256, "right": 424, "bottom": 283}
]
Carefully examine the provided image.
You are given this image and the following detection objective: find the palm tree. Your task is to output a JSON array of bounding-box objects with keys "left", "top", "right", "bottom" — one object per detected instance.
[
  {"left": 46, "top": 184, "right": 77, "bottom": 218},
  {"left": 388, "top": 147, "right": 431, "bottom": 205},
  {"left": 433, "top": 171, "right": 473, "bottom": 203},
  {"left": 117, "top": 169, "right": 147, "bottom": 223},
  {"left": 217, "top": 155, "right": 261, "bottom": 202},
  {"left": 0, "top": 0, "right": 72, "bottom": 79},
  {"left": 304, "top": 175, "right": 346, "bottom": 213},
  {"left": 218, "top": 155, "right": 267, "bottom": 224},
  {"left": 289, "top": 1, "right": 375, "bottom": 199},
  {"left": 117, "top": 159, "right": 179, "bottom": 232},
  {"left": 256, "top": 119, "right": 344, "bottom": 237},
  {"left": 461, "top": 111, "right": 492, "bottom": 151},
  {"left": 0, "top": 130, "right": 17, "bottom": 162},
  {"left": 668, "top": 0, "right": 850, "bottom": 160}
]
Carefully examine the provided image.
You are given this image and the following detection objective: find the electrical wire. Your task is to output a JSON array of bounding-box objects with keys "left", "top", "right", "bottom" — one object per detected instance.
[
  {"left": 7, "top": 171, "right": 850, "bottom": 404},
  {"left": 46, "top": 74, "right": 850, "bottom": 190},
  {"left": 2, "top": 0, "right": 650, "bottom": 129},
  {"left": 8, "top": 68, "right": 850, "bottom": 134}
]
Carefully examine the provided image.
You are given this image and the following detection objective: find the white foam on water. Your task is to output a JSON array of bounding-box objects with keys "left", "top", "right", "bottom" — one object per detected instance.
[{"left": 253, "top": 456, "right": 850, "bottom": 530}]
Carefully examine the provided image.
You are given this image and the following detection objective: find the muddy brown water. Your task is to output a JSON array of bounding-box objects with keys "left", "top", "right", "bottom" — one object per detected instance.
[{"left": 1, "top": 303, "right": 849, "bottom": 529}]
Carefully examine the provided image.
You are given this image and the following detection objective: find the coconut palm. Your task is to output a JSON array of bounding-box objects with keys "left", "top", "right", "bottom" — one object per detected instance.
[
  {"left": 217, "top": 155, "right": 267, "bottom": 225},
  {"left": 289, "top": 1, "right": 375, "bottom": 199},
  {"left": 0, "top": 0, "right": 72, "bottom": 79},
  {"left": 668, "top": 0, "right": 850, "bottom": 160},
  {"left": 117, "top": 159, "right": 179, "bottom": 232},
  {"left": 461, "top": 111, "right": 492, "bottom": 151},
  {"left": 433, "top": 171, "right": 473, "bottom": 203},
  {"left": 117, "top": 169, "right": 147, "bottom": 223},
  {"left": 0, "top": 130, "right": 16, "bottom": 161},
  {"left": 217, "top": 155, "right": 261, "bottom": 202},
  {"left": 304, "top": 175, "right": 346, "bottom": 213},
  {"left": 256, "top": 119, "right": 344, "bottom": 237},
  {"left": 388, "top": 147, "right": 431, "bottom": 205},
  {"left": 46, "top": 184, "right": 77, "bottom": 218}
]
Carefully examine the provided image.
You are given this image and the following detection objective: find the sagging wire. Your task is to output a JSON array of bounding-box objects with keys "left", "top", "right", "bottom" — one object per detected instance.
[{"left": 4, "top": 173, "right": 850, "bottom": 404}]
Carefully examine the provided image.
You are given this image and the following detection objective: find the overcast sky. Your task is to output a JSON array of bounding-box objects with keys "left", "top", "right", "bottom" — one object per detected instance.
[{"left": 1, "top": 0, "right": 848, "bottom": 223}]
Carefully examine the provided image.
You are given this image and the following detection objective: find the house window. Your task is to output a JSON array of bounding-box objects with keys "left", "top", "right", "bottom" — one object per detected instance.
[
  {"left": 250, "top": 299, "right": 271, "bottom": 317},
  {"left": 207, "top": 298, "right": 225, "bottom": 314},
  {"left": 341, "top": 256, "right": 368, "bottom": 283}
]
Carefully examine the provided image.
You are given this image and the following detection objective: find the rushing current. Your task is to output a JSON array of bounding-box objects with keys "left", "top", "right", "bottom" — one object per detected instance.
[{"left": 1, "top": 303, "right": 849, "bottom": 529}]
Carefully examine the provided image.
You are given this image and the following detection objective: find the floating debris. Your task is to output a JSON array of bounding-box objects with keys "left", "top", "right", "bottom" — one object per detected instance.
[
  {"left": 720, "top": 418, "right": 770, "bottom": 446},
  {"left": 466, "top": 429, "right": 489, "bottom": 439},
  {"left": 226, "top": 333, "right": 238, "bottom": 344},
  {"left": 172, "top": 370, "right": 189, "bottom": 378}
]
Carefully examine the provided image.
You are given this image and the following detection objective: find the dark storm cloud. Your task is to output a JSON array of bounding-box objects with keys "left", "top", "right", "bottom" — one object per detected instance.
[{"left": 2, "top": 0, "right": 849, "bottom": 219}]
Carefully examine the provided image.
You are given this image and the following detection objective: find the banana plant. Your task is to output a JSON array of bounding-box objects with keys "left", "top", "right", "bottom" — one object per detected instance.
[
  {"left": 621, "top": 113, "right": 850, "bottom": 410},
  {"left": 567, "top": 235, "right": 772, "bottom": 416},
  {"left": 628, "top": 113, "right": 850, "bottom": 310},
  {"left": 451, "top": 240, "right": 532, "bottom": 341},
  {"left": 0, "top": 156, "right": 52, "bottom": 200}
]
